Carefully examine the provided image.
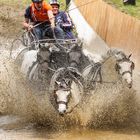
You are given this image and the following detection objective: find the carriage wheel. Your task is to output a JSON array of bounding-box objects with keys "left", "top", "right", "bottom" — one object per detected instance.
[
  {"left": 22, "top": 31, "right": 31, "bottom": 46},
  {"left": 22, "top": 31, "right": 37, "bottom": 48},
  {"left": 10, "top": 37, "right": 25, "bottom": 59},
  {"left": 14, "top": 47, "right": 30, "bottom": 66}
]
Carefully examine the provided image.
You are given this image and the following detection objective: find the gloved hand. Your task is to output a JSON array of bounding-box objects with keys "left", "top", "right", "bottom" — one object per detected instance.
[
  {"left": 51, "top": 23, "right": 55, "bottom": 29},
  {"left": 28, "top": 24, "right": 34, "bottom": 31}
]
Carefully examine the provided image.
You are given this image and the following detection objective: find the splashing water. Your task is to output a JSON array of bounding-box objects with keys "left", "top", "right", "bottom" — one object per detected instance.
[{"left": 0, "top": 44, "right": 139, "bottom": 130}]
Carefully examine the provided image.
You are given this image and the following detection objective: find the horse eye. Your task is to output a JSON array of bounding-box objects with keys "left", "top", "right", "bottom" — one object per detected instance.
[
  {"left": 67, "top": 92, "right": 71, "bottom": 100},
  {"left": 54, "top": 92, "right": 57, "bottom": 98},
  {"left": 115, "top": 63, "right": 121, "bottom": 71}
]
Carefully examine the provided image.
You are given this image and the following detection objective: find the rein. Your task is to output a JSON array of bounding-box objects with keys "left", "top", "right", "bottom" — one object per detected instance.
[
  {"left": 121, "top": 70, "right": 132, "bottom": 76},
  {"left": 57, "top": 101, "right": 67, "bottom": 105},
  {"left": 84, "top": 55, "right": 123, "bottom": 85},
  {"left": 116, "top": 58, "right": 133, "bottom": 77}
]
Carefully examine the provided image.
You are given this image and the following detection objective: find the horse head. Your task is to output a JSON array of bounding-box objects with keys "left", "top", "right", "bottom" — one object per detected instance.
[
  {"left": 68, "top": 40, "right": 83, "bottom": 69},
  {"left": 54, "top": 78, "right": 72, "bottom": 116},
  {"left": 49, "top": 67, "right": 83, "bottom": 116},
  {"left": 37, "top": 43, "right": 52, "bottom": 76},
  {"left": 115, "top": 54, "right": 135, "bottom": 88},
  {"left": 107, "top": 48, "right": 135, "bottom": 88}
]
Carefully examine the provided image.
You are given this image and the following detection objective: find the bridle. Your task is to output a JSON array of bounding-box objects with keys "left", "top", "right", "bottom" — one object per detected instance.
[
  {"left": 115, "top": 58, "right": 134, "bottom": 77},
  {"left": 54, "top": 88, "right": 72, "bottom": 107},
  {"left": 121, "top": 70, "right": 132, "bottom": 77}
]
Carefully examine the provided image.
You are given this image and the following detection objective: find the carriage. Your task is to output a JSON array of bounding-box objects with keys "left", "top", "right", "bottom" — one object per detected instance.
[{"left": 20, "top": 29, "right": 102, "bottom": 87}]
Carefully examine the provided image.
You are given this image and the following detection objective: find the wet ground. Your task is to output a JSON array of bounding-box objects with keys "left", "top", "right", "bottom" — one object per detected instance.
[{"left": 0, "top": 127, "right": 140, "bottom": 140}]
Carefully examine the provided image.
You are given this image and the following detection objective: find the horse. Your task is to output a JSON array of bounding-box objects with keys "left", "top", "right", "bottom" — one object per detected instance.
[
  {"left": 48, "top": 42, "right": 104, "bottom": 115},
  {"left": 112, "top": 49, "right": 135, "bottom": 88},
  {"left": 49, "top": 67, "right": 83, "bottom": 116},
  {"left": 20, "top": 42, "right": 58, "bottom": 91},
  {"left": 82, "top": 48, "right": 135, "bottom": 90}
]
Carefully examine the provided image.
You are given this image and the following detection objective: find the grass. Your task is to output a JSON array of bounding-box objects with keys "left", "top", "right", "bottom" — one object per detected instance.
[
  {"left": 0, "top": 0, "right": 139, "bottom": 18},
  {"left": 104, "top": 0, "right": 140, "bottom": 19},
  {"left": 0, "top": 0, "right": 66, "bottom": 9}
]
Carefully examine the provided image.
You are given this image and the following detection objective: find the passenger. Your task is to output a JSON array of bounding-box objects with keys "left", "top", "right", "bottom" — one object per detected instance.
[
  {"left": 23, "top": 0, "right": 64, "bottom": 40},
  {"left": 49, "top": 0, "right": 75, "bottom": 39}
]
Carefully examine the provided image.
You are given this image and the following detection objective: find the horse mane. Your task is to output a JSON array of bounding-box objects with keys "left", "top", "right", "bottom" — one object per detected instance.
[
  {"left": 49, "top": 67, "right": 66, "bottom": 93},
  {"left": 49, "top": 67, "right": 83, "bottom": 93},
  {"left": 104, "top": 48, "right": 128, "bottom": 61}
]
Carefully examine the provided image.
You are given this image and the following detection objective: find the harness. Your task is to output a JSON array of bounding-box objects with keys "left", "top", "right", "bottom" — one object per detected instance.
[
  {"left": 116, "top": 58, "right": 133, "bottom": 77},
  {"left": 122, "top": 70, "right": 132, "bottom": 76},
  {"left": 54, "top": 88, "right": 71, "bottom": 106}
]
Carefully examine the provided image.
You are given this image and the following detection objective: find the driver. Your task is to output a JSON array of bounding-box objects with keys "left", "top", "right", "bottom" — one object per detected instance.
[{"left": 23, "top": 0, "right": 64, "bottom": 40}]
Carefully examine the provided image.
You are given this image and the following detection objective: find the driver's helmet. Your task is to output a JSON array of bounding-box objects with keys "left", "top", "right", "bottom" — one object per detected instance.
[
  {"left": 49, "top": 0, "right": 60, "bottom": 7},
  {"left": 32, "top": 0, "right": 43, "bottom": 3}
]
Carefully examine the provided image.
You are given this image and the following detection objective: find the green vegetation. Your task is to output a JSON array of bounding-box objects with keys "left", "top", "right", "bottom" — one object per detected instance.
[
  {"left": 0, "top": 0, "right": 65, "bottom": 9},
  {"left": 104, "top": 0, "right": 140, "bottom": 19}
]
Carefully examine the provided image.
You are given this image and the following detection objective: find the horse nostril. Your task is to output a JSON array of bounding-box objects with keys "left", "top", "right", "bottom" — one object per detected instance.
[
  {"left": 59, "top": 110, "right": 66, "bottom": 117},
  {"left": 59, "top": 112, "right": 65, "bottom": 117},
  {"left": 128, "top": 84, "right": 132, "bottom": 88}
]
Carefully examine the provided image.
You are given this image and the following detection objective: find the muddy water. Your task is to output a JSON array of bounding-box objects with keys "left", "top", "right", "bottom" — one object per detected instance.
[
  {"left": 0, "top": 128, "right": 140, "bottom": 140},
  {"left": 0, "top": 37, "right": 140, "bottom": 140}
]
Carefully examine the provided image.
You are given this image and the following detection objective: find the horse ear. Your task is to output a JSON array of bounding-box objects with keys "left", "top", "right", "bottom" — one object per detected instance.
[
  {"left": 77, "top": 39, "right": 83, "bottom": 48},
  {"left": 65, "top": 78, "right": 71, "bottom": 86},
  {"left": 131, "top": 62, "right": 135, "bottom": 70},
  {"left": 128, "top": 54, "right": 132, "bottom": 59},
  {"left": 107, "top": 49, "right": 113, "bottom": 56},
  {"left": 39, "top": 43, "right": 42, "bottom": 49},
  {"left": 44, "top": 43, "right": 49, "bottom": 48},
  {"left": 55, "top": 81, "right": 61, "bottom": 86}
]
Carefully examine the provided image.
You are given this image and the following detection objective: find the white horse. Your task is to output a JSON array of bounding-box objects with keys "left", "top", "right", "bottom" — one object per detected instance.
[
  {"left": 111, "top": 49, "right": 135, "bottom": 88},
  {"left": 20, "top": 44, "right": 84, "bottom": 115},
  {"left": 20, "top": 43, "right": 52, "bottom": 83},
  {"left": 21, "top": 50, "right": 37, "bottom": 79},
  {"left": 49, "top": 67, "right": 83, "bottom": 116},
  {"left": 82, "top": 48, "right": 135, "bottom": 89}
]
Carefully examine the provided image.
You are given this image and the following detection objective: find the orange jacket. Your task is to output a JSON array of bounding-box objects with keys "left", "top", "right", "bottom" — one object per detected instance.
[{"left": 30, "top": 1, "right": 52, "bottom": 22}]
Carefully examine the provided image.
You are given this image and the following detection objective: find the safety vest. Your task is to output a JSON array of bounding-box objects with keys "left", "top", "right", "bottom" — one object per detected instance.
[{"left": 30, "top": 1, "right": 52, "bottom": 22}]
